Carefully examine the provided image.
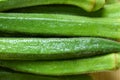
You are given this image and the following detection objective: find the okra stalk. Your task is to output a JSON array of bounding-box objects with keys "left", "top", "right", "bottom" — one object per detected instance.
[
  {"left": 0, "top": 0, "right": 105, "bottom": 12},
  {"left": 0, "top": 13, "right": 120, "bottom": 39},
  {"left": 0, "top": 53, "right": 120, "bottom": 76}
]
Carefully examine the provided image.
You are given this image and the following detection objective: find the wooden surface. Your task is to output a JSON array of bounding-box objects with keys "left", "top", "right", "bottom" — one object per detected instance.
[{"left": 91, "top": 69, "right": 120, "bottom": 80}]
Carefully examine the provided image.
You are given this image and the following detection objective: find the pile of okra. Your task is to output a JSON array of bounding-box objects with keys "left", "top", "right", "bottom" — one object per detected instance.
[{"left": 0, "top": 0, "right": 120, "bottom": 80}]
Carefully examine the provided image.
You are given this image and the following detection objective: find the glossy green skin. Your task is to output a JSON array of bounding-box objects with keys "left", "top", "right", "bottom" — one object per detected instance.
[
  {"left": 0, "top": 53, "right": 119, "bottom": 75},
  {"left": 0, "top": 0, "right": 105, "bottom": 12},
  {"left": 0, "top": 68, "right": 92, "bottom": 80},
  {"left": 0, "top": 38, "right": 120, "bottom": 60},
  {"left": 0, "top": 13, "right": 120, "bottom": 39}
]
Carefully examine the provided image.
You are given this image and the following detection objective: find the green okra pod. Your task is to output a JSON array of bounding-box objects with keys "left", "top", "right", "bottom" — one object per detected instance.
[
  {"left": 0, "top": 13, "right": 120, "bottom": 39},
  {"left": 0, "top": 68, "right": 92, "bottom": 80},
  {"left": 0, "top": 53, "right": 120, "bottom": 76},
  {"left": 0, "top": 38, "right": 120, "bottom": 60},
  {"left": 4, "top": 3, "right": 120, "bottom": 18},
  {"left": 0, "top": 0, "right": 105, "bottom": 12}
]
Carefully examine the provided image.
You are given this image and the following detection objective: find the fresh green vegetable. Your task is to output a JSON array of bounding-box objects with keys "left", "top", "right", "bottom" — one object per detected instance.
[
  {"left": 0, "top": 13, "right": 120, "bottom": 39},
  {"left": 0, "top": 38, "right": 120, "bottom": 60},
  {"left": 0, "top": 68, "right": 92, "bottom": 80},
  {"left": 4, "top": 3, "right": 120, "bottom": 18},
  {"left": 0, "top": 53, "right": 119, "bottom": 76},
  {"left": 1, "top": 1, "right": 120, "bottom": 18},
  {"left": 0, "top": 0, "right": 105, "bottom": 12}
]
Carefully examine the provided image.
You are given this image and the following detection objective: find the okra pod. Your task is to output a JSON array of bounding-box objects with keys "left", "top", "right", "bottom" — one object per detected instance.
[
  {"left": 0, "top": 38, "right": 120, "bottom": 60},
  {"left": 0, "top": 13, "right": 120, "bottom": 39},
  {"left": 4, "top": 3, "right": 120, "bottom": 18},
  {"left": 0, "top": 53, "right": 120, "bottom": 76},
  {"left": 0, "top": 0, "right": 105, "bottom": 12}
]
